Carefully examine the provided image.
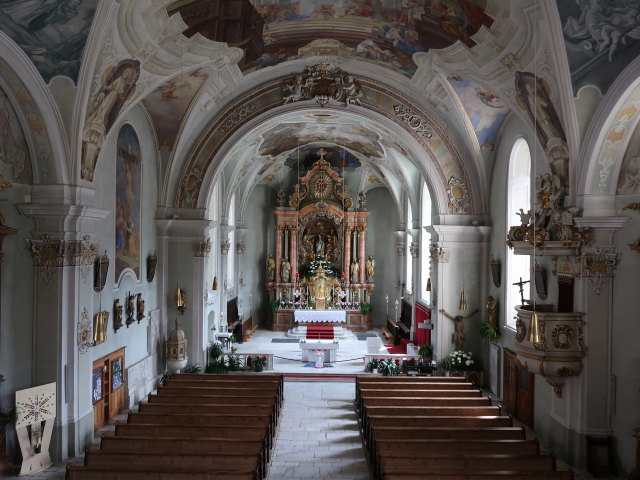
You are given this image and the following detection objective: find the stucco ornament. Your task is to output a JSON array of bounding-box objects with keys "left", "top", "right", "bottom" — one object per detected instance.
[
  {"left": 393, "top": 104, "right": 432, "bottom": 139},
  {"left": 581, "top": 247, "right": 621, "bottom": 295},
  {"left": 77, "top": 307, "right": 92, "bottom": 355},
  {"left": 282, "top": 62, "right": 364, "bottom": 107},
  {"left": 446, "top": 177, "right": 470, "bottom": 214}
]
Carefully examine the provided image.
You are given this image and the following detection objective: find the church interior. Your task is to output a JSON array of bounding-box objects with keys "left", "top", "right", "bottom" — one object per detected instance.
[{"left": 1, "top": 0, "right": 640, "bottom": 478}]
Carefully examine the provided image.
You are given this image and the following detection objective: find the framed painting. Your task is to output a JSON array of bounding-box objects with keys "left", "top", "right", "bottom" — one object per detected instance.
[
  {"left": 92, "top": 369, "right": 102, "bottom": 404},
  {"left": 115, "top": 124, "right": 142, "bottom": 283},
  {"left": 491, "top": 257, "right": 501, "bottom": 288},
  {"left": 111, "top": 358, "right": 123, "bottom": 391}
]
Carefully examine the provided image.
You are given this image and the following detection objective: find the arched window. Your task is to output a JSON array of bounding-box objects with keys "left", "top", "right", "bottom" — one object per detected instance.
[
  {"left": 506, "top": 138, "right": 531, "bottom": 329},
  {"left": 420, "top": 182, "right": 432, "bottom": 302},
  {"left": 227, "top": 193, "right": 236, "bottom": 286},
  {"left": 405, "top": 200, "right": 413, "bottom": 293}
]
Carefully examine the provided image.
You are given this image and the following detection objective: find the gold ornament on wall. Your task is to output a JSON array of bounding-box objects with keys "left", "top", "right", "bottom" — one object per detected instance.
[{"left": 93, "top": 311, "right": 109, "bottom": 345}]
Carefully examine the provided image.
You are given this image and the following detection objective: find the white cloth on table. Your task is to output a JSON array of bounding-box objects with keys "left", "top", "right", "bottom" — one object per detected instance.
[
  {"left": 366, "top": 336, "right": 382, "bottom": 354},
  {"left": 294, "top": 310, "right": 346, "bottom": 323}
]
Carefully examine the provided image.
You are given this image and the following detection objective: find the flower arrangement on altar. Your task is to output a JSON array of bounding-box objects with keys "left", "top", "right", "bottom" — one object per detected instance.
[
  {"left": 440, "top": 350, "right": 477, "bottom": 371},
  {"left": 301, "top": 256, "right": 339, "bottom": 277}
]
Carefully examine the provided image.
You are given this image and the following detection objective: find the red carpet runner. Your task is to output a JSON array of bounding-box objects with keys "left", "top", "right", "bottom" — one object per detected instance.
[{"left": 306, "top": 325, "right": 334, "bottom": 340}]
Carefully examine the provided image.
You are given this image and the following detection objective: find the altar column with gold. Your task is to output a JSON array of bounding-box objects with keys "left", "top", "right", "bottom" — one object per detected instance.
[
  {"left": 275, "top": 226, "right": 283, "bottom": 283},
  {"left": 344, "top": 226, "right": 352, "bottom": 284},
  {"left": 358, "top": 227, "right": 366, "bottom": 283},
  {"left": 290, "top": 227, "right": 298, "bottom": 279}
]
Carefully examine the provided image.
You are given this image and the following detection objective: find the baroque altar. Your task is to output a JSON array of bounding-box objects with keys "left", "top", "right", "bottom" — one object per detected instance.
[{"left": 266, "top": 149, "right": 373, "bottom": 332}]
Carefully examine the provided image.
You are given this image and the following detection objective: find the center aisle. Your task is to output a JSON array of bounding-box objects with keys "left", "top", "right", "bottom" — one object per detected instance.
[{"left": 268, "top": 380, "right": 370, "bottom": 480}]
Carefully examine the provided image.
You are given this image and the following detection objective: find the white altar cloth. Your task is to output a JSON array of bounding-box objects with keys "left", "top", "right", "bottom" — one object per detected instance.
[
  {"left": 300, "top": 340, "right": 339, "bottom": 362},
  {"left": 294, "top": 310, "right": 346, "bottom": 323}
]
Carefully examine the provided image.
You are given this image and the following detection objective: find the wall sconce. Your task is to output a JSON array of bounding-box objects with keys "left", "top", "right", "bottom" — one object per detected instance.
[
  {"left": 94, "top": 251, "right": 109, "bottom": 292},
  {"left": 175, "top": 287, "right": 187, "bottom": 314},
  {"left": 212, "top": 276, "right": 218, "bottom": 291},
  {"left": 147, "top": 251, "right": 158, "bottom": 283},
  {"left": 426, "top": 278, "right": 432, "bottom": 292}
]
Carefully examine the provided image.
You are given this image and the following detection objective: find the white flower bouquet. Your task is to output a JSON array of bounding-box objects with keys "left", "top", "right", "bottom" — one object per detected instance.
[{"left": 440, "top": 350, "right": 477, "bottom": 371}]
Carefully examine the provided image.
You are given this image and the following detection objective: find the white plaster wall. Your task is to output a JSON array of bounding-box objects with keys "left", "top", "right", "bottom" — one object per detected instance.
[{"left": 367, "top": 187, "right": 401, "bottom": 327}]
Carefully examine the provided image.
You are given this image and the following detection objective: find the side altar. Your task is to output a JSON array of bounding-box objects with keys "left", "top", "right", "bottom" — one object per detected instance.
[{"left": 265, "top": 149, "right": 374, "bottom": 333}]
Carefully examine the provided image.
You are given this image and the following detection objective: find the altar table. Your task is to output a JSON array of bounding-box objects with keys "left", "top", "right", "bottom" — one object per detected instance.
[
  {"left": 294, "top": 310, "right": 346, "bottom": 323},
  {"left": 300, "top": 340, "right": 339, "bottom": 362}
]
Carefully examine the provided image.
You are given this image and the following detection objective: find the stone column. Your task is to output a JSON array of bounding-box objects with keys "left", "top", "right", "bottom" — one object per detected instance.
[
  {"left": 559, "top": 216, "right": 627, "bottom": 466},
  {"left": 18, "top": 195, "right": 108, "bottom": 461},
  {"left": 344, "top": 227, "right": 352, "bottom": 284},
  {"left": 429, "top": 224, "right": 490, "bottom": 361},
  {"left": 358, "top": 227, "right": 366, "bottom": 284},
  {"left": 156, "top": 217, "right": 214, "bottom": 370},
  {"left": 290, "top": 227, "right": 298, "bottom": 280},
  {"left": 275, "top": 226, "right": 283, "bottom": 283},
  {"left": 0, "top": 209, "right": 17, "bottom": 475}
]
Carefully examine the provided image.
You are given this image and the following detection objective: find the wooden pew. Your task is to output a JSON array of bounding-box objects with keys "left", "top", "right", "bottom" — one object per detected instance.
[
  {"left": 66, "top": 465, "right": 257, "bottom": 480},
  {"left": 127, "top": 412, "right": 271, "bottom": 428},
  {"left": 361, "top": 397, "right": 492, "bottom": 407},
  {"left": 366, "top": 415, "right": 513, "bottom": 428},
  {"left": 384, "top": 472, "right": 574, "bottom": 480},
  {"left": 375, "top": 439, "right": 540, "bottom": 456},
  {"left": 137, "top": 402, "right": 274, "bottom": 416},
  {"left": 379, "top": 454, "right": 557, "bottom": 474},
  {"left": 115, "top": 424, "right": 268, "bottom": 441},
  {"left": 372, "top": 426, "right": 526, "bottom": 441},
  {"left": 84, "top": 450, "right": 261, "bottom": 476},
  {"left": 357, "top": 376, "right": 469, "bottom": 383}
]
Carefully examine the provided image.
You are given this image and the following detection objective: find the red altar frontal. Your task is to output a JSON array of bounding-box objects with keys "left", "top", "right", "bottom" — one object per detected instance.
[{"left": 265, "top": 149, "right": 375, "bottom": 331}]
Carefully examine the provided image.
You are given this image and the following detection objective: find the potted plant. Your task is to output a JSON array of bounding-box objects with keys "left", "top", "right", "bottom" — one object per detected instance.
[
  {"left": 379, "top": 358, "right": 401, "bottom": 376},
  {"left": 479, "top": 322, "right": 499, "bottom": 341},
  {"left": 227, "top": 354, "right": 241, "bottom": 371},
  {"left": 182, "top": 363, "right": 201, "bottom": 374},
  {"left": 367, "top": 357, "right": 380, "bottom": 373},
  {"left": 418, "top": 344, "right": 433, "bottom": 361},
  {"left": 205, "top": 342, "right": 229, "bottom": 374},
  {"left": 440, "top": 350, "right": 479, "bottom": 378},
  {"left": 253, "top": 355, "right": 267, "bottom": 372}
]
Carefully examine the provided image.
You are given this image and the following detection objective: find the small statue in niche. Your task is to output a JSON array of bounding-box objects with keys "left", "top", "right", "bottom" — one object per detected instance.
[
  {"left": 358, "top": 191, "right": 367, "bottom": 210},
  {"left": 276, "top": 189, "right": 285, "bottom": 206},
  {"left": 125, "top": 292, "right": 135, "bottom": 327},
  {"left": 365, "top": 255, "right": 375, "bottom": 283},
  {"left": 136, "top": 293, "right": 145, "bottom": 323},
  {"left": 266, "top": 254, "right": 275, "bottom": 282},
  {"left": 113, "top": 299, "right": 123, "bottom": 331},
  {"left": 281, "top": 257, "right": 291, "bottom": 283},
  {"left": 350, "top": 258, "right": 359, "bottom": 284}
]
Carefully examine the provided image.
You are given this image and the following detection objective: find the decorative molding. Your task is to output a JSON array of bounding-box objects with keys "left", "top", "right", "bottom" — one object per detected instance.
[
  {"left": 220, "top": 239, "right": 231, "bottom": 255},
  {"left": 77, "top": 307, "right": 92, "bottom": 354},
  {"left": 219, "top": 102, "right": 256, "bottom": 135},
  {"left": 409, "top": 243, "right": 419, "bottom": 258},
  {"left": 236, "top": 240, "right": 246, "bottom": 255},
  {"left": 393, "top": 104, "right": 432, "bottom": 138},
  {"left": 282, "top": 62, "right": 364, "bottom": 107},
  {"left": 181, "top": 166, "right": 203, "bottom": 207},
  {"left": 24, "top": 234, "right": 98, "bottom": 283},
  {"left": 429, "top": 243, "right": 450, "bottom": 264},
  {"left": 192, "top": 238, "right": 211, "bottom": 257},
  {"left": 396, "top": 243, "right": 405, "bottom": 256},
  {"left": 446, "top": 177, "right": 470, "bottom": 214},
  {"left": 581, "top": 247, "right": 621, "bottom": 295}
]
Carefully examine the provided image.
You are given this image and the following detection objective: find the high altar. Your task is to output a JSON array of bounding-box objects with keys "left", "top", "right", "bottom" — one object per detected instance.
[{"left": 266, "top": 149, "right": 373, "bottom": 332}]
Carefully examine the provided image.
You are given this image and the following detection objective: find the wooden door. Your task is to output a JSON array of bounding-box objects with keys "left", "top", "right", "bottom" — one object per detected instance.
[
  {"left": 92, "top": 347, "right": 126, "bottom": 431},
  {"left": 502, "top": 349, "right": 534, "bottom": 428}
]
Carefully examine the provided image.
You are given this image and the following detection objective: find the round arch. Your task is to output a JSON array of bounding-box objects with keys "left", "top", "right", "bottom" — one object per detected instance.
[
  {"left": 578, "top": 55, "right": 640, "bottom": 214},
  {"left": 170, "top": 68, "right": 482, "bottom": 219},
  {"left": 0, "top": 33, "right": 70, "bottom": 185}
]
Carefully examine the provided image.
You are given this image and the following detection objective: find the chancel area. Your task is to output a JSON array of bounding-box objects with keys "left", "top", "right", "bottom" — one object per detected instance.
[{"left": 1, "top": 0, "right": 640, "bottom": 478}]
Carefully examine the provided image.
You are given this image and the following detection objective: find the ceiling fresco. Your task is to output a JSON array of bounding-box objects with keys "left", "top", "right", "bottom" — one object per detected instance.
[
  {"left": 258, "top": 122, "right": 385, "bottom": 158},
  {"left": 284, "top": 145, "right": 363, "bottom": 170},
  {"left": 617, "top": 119, "right": 640, "bottom": 195},
  {"left": 447, "top": 74, "right": 508, "bottom": 151},
  {"left": 249, "top": 0, "right": 492, "bottom": 76},
  {"left": 558, "top": 0, "right": 640, "bottom": 95},
  {"left": 0, "top": 85, "right": 32, "bottom": 183},
  {"left": 0, "top": 0, "right": 99, "bottom": 84},
  {"left": 141, "top": 68, "right": 210, "bottom": 149},
  {"left": 169, "top": 0, "right": 493, "bottom": 77}
]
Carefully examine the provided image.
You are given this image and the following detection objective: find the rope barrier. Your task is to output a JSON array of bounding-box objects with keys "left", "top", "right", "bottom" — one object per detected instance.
[{"left": 273, "top": 354, "right": 365, "bottom": 363}]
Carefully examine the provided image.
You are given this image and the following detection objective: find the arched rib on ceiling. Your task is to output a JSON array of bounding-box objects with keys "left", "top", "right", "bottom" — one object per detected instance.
[{"left": 172, "top": 69, "right": 480, "bottom": 218}]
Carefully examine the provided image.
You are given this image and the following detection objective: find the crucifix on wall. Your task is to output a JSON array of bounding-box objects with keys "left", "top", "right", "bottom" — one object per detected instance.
[{"left": 513, "top": 277, "right": 530, "bottom": 304}]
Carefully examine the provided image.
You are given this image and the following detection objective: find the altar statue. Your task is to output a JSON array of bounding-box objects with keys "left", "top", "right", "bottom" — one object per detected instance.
[
  {"left": 266, "top": 254, "right": 275, "bottom": 282},
  {"left": 281, "top": 258, "right": 291, "bottom": 283},
  {"left": 350, "top": 259, "right": 359, "bottom": 284},
  {"left": 365, "top": 255, "right": 375, "bottom": 283},
  {"left": 314, "top": 234, "right": 325, "bottom": 257}
]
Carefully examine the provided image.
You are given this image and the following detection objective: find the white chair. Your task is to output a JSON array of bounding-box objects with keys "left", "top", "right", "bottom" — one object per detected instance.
[{"left": 367, "top": 336, "right": 383, "bottom": 354}]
